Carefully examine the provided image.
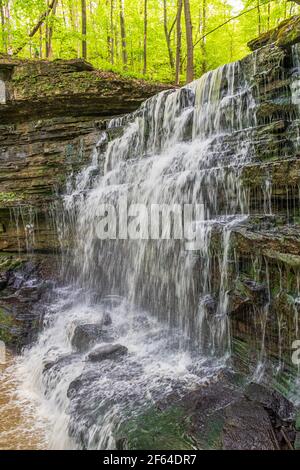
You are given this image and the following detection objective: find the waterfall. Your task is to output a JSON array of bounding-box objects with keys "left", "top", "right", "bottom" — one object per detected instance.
[{"left": 16, "top": 56, "right": 260, "bottom": 449}]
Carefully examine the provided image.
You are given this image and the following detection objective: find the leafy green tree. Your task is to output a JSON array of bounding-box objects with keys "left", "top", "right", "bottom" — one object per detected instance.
[{"left": 0, "top": 0, "right": 299, "bottom": 83}]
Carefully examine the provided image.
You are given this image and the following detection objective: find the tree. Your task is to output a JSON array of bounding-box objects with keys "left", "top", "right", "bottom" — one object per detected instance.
[
  {"left": 14, "top": 0, "right": 57, "bottom": 55},
  {"left": 81, "top": 0, "right": 87, "bottom": 59},
  {"left": 143, "top": 0, "right": 147, "bottom": 75},
  {"left": 184, "top": 0, "right": 193, "bottom": 83},
  {"left": 5, "top": 0, "right": 300, "bottom": 84},
  {"left": 200, "top": 0, "right": 207, "bottom": 75},
  {"left": 119, "top": 0, "right": 127, "bottom": 69},
  {"left": 0, "top": 0, "right": 6, "bottom": 53},
  {"left": 46, "top": 0, "right": 58, "bottom": 58},
  {"left": 163, "top": 0, "right": 175, "bottom": 70},
  {"left": 175, "top": 0, "right": 183, "bottom": 85},
  {"left": 110, "top": 0, "right": 115, "bottom": 64},
  {"left": 257, "top": 0, "right": 261, "bottom": 36}
]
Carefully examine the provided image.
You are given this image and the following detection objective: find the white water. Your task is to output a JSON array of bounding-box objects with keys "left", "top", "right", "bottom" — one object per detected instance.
[{"left": 15, "top": 56, "right": 261, "bottom": 448}]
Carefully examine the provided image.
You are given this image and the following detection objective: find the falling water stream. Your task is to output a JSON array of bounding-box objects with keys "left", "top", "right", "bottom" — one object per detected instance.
[{"left": 2, "top": 46, "right": 300, "bottom": 449}]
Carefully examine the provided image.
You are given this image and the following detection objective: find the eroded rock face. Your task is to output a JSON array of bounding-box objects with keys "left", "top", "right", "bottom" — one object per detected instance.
[
  {"left": 0, "top": 255, "right": 56, "bottom": 350},
  {"left": 0, "top": 58, "right": 171, "bottom": 254},
  {"left": 0, "top": 58, "right": 171, "bottom": 124}
]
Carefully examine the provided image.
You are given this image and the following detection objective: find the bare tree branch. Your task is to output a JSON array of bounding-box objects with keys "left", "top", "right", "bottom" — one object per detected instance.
[
  {"left": 14, "top": 0, "right": 57, "bottom": 55},
  {"left": 193, "top": 0, "right": 273, "bottom": 49}
]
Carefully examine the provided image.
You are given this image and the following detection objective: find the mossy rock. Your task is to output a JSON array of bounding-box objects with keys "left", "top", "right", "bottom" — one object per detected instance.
[
  {"left": 115, "top": 406, "right": 195, "bottom": 450},
  {"left": 248, "top": 15, "right": 300, "bottom": 51},
  {"left": 0, "top": 307, "right": 14, "bottom": 344}
]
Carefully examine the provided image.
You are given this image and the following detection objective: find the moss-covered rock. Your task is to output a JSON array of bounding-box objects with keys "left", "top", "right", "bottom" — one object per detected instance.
[
  {"left": 248, "top": 15, "right": 300, "bottom": 51},
  {"left": 116, "top": 406, "right": 194, "bottom": 450}
]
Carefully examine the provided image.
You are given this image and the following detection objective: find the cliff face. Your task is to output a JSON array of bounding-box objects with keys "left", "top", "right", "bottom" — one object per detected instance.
[
  {"left": 0, "top": 58, "right": 170, "bottom": 253},
  {"left": 1, "top": 17, "right": 300, "bottom": 391}
]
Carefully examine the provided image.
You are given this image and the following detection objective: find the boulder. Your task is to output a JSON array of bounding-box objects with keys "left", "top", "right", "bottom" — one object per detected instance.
[
  {"left": 87, "top": 344, "right": 127, "bottom": 362},
  {"left": 244, "top": 382, "right": 295, "bottom": 422},
  {"left": 71, "top": 323, "right": 111, "bottom": 352},
  {"left": 222, "top": 399, "right": 278, "bottom": 450}
]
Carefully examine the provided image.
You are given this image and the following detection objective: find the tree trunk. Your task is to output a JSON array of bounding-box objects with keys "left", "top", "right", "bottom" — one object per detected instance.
[
  {"left": 46, "top": 0, "right": 58, "bottom": 58},
  {"left": 0, "top": 0, "right": 6, "bottom": 53},
  {"left": 200, "top": 0, "right": 207, "bottom": 75},
  {"left": 14, "top": 0, "right": 57, "bottom": 55},
  {"left": 110, "top": 0, "right": 114, "bottom": 64},
  {"left": 143, "top": 0, "right": 147, "bottom": 75},
  {"left": 119, "top": 0, "right": 127, "bottom": 69},
  {"left": 257, "top": 0, "right": 261, "bottom": 35},
  {"left": 184, "top": 0, "right": 194, "bottom": 83},
  {"left": 175, "top": 0, "right": 182, "bottom": 85},
  {"left": 267, "top": 2, "right": 271, "bottom": 30},
  {"left": 81, "top": 0, "right": 87, "bottom": 59},
  {"left": 163, "top": 0, "right": 174, "bottom": 70}
]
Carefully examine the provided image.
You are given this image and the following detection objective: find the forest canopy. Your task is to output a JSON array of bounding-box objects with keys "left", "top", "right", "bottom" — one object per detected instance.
[{"left": 0, "top": 0, "right": 299, "bottom": 84}]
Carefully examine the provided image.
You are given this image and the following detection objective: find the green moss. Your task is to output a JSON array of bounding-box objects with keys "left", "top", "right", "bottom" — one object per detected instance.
[
  {"left": 0, "top": 307, "right": 14, "bottom": 344},
  {"left": 116, "top": 406, "right": 195, "bottom": 450},
  {"left": 195, "top": 412, "right": 225, "bottom": 450},
  {"left": 0, "top": 255, "right": 23, "bottom": 272},
  {"left": 264, "top": 250, "right": 300, "bottom": 268},
  {"left": 0, "top": 192, "right": 23, "bottom": 204}
]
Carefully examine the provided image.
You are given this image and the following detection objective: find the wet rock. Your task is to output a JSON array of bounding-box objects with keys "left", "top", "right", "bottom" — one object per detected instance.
[
  {"left": 0, "top": 272, "right": 8, "bottom": 290},
  {"left": 224, "top": 383, "right": 297, "bottom": 450},
  {"left": 244, "top": 382, "right": 295, "bottom": 422},
  {"left": 43, "top": 353, "right": 79, "bottom": 374},
  {"left": 71, "top": 323, "right": 112, "bottom": 352},
  {"left": 200, "top": 295, "right": 217, "bottom": 315},
  {"left": 174, "top": 375, "right": 296, "bottom": 450},
  {"left": 87, "top": 344, "right": 127, "bottom": 362},
  {"left": 240, "top": 279, "right": 269, "bottom": 306},
  {"left": 67, "top": 370, "right": 101, "bottom": 399},
  {"left": 102, "top": 312, "right": 112, "bottom": 326},
  {"left": 0, "top": 258, "right": 55, "bottom": 350},
  {"left": 222, "top": 398, "right": 278, "bottom": 450}
]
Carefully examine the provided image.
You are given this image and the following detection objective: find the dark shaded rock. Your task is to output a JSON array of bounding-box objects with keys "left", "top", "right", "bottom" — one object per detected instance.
[
  {"left": 169, "top": 373, "right": 297, "bottom": 450},
  {"left": 240, "top": 279, "right": 269, "bottom": 306},
  {"left": 0, "top": 256, "right": 56, "bottom": 350},
  {"left": 102, "top": 312, "right": 112, "bottom": 326},
  {"left": 71, "top": 323, "right": 111, "bottom": 352},
  {"left": 43, "top": 353, "right": 79, "bottom": 374},
  {"left": 201, "top": 295, "right": 217, "bottom": 315},
  {"left": 67, "top": 370, "right": 101, "bottom": 399},
  {"left": 222, "top": 399, "right": 278, "bottom": 450},
  {"left": 0, "top": 272, "right": 8, "bottom": 290},
  {"left": 87, "top": 343, "right": 127, "bottom": 362},
  {"left": 244, "top": 382, "right": 295, "bottom": 422}
]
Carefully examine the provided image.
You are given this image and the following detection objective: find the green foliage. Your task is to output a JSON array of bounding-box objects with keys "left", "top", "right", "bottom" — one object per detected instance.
[{"left": 0, "top": 1, "right": 299, "bottom": 83}]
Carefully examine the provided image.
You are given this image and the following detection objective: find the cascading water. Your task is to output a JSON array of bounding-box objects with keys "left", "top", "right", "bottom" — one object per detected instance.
[{"left": 15, "top": 55, "right": 262, "bottom": 449}]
